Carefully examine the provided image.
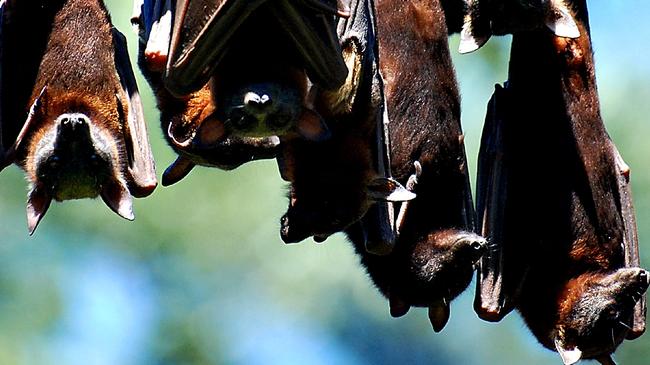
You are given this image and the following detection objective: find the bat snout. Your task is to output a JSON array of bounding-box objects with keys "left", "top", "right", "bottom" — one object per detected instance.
[
  {"left": 243, "top": 92, "right": 272, "bottom": 109},
  {"left": 56, "top": 113, "right": 91, "bottom": 141}
]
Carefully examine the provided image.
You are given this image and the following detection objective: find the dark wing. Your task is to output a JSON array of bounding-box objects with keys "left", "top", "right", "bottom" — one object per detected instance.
[
  {"left": 343, "top": 0, "right": 397, "bottom": 255},
  {"left": 165, "top": 0, "right": 347, "bottom": 95},
  {"left": 112, "top": 29, "right": 158, "bottom": 198},
  {"left": 610, "top": 144, "right": 646, "bottom": 339},
  {"left": 268, "top": 0, "right": 347, "bottom": 90},
  {"left": 474, "top": 84, "right": 518, "bottom": 322},
  {"left": 0, "top": 0, "right": 57, "bottom": 170},
  {"left": 165, "top": 0, "right": 269, "bottom": 95}
]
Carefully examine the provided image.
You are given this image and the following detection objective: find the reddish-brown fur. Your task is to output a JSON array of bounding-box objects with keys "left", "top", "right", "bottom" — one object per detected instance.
[{"left": 13, "top": 0, "right": 127, "bottom": 186}]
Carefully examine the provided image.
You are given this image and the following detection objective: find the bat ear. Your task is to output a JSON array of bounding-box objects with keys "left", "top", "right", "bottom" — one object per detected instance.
[
  {"left": 554, "top": 338, "right": 583, "bottom": 365},
  {"left": 194, "top": 116, "right": 227, "bottom": 146},
  {"left": 26, "top": 183, "right": 52, "bottom": 235},
  {"left": 296, "top": 109, "right": 330, "bottom": 142},
  {"left": 545, "top": 1, "right": 580, "bottom": 38},
  {"left": 459, "top": 1, "right": 490, "bottom": 54},
  {"left": 367, "top": 177, "right": 416, "bottom": 202},
  {"left": 1, "top": 86, "right": 48, "bottom": 171},
  {"left": 101, "top": 178, "right": 135, "bottom": 221},
  {"left": 428, "top": 299, "right": 450, "bottom": 333},
  {"left": 162, "top": 156, "right": 196, "bottom": 186},
  {"left": 112, "top": 28, "right": 158, "bottom": 198},
  {"left": 459, "top": 22, "right": 490, "bottom": 54}
]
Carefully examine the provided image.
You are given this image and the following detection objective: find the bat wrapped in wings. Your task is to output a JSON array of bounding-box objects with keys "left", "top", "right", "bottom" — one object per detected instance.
[
  {"left": 277, "top": 0, "right": 415, "bottom": 245},
  {"left": 342, "top": 0, "right": 485, "bottom": 332},
  {"left": 0, "top": 0, "right": 156, "bottom": 234},
  {"left": 474, "top": 2, "right": 647, "bottom": 363},
  {"left": 131, "top": 0, "right": 279, "bottom": 186},
  {"left": 132, "top": 0, "right": 351, "bottom": 185}
]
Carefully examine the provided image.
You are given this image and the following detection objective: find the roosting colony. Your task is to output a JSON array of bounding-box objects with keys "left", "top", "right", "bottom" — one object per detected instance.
[{"left": 0, "top": 0, "right": 647, "bottom": 363}]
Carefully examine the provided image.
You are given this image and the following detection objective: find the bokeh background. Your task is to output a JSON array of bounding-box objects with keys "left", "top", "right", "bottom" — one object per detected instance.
[{"left": 0, "top": 1, "right": 648, "bottom": 364}]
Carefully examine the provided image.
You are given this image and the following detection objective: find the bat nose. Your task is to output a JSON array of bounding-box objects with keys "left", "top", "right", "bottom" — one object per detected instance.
[
  {"left": 244, "top": 92, "right": 272, "bottom": 110},
  {"left": 57, "top": 113, "right": 91, "bottom": 140}
]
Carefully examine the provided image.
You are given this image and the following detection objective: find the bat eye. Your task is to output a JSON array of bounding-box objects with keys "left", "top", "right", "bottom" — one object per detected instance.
[
  {"left": 48, "top": 155, "right": 60, "bottom": 169},
  {"left": 89, "top": 154, "right": 100, "bottom": 166},
  {"left": 233, "top": 115, "right": 257, "bottom": 130},
  {"left": 470, "top": 241, "right": 485, "bottom": 251},
  {"left": 268, "top": 114, "right": 292, "bottom": 129}
]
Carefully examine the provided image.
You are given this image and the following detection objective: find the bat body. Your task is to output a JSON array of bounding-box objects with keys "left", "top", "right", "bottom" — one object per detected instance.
[
  {"left": 132, "top": 0, "right": 280, "bottom": 186},
  {"left": 133, "top": 0, "right": 346, "bottom": 185},
  {"left": 278, "top": 0, "right": 415, "bottom": 244},
  {"left": 163, "top": 0, "right": 346, "bottom": 142},
  {"left": 343, "top": 0, "right": 484, "bottom": 332},
  {"left": 1, "top": 0, "right": 156, "bottom": 233},
  {"left": 475, "top": 3, "right": 647, "bottom": 363},
  {"left": 459, "top": 0, "right": 580, "bottom": 53}
]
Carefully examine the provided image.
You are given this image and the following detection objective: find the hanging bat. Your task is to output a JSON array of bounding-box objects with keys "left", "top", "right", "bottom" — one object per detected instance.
[
  {"left": 277, "top": 0, "right": 415, "bottom": 245},
  {"left": 161, "top": 0, "right": 349, "bottom": 142},
  {"left": 0, "top": 0, "right": 157, "bottom": 234},
  {"left": 132, "top": 0, "right": 280, "bottom": 186},
  {"left": 131, "top": 0, "right": 347, "bottom": 185},
  {"left": 459, "top": 0, "right": 580, "bottom": 53},
  {"left": 474, "top": 3, "right": 647, "bottom": 363},
  {"left": 340, "top": 0, "right": 485, "bottom": 332}
]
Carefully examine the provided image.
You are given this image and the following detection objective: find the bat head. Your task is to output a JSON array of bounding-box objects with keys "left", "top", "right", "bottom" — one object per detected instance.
[
  {"left": 408, "top": 230, "right": 487, "bottom": 292},
  {"left": 459, "top": 0, "right": 580, "bottom": 53},
  {"left": 209, "top": 78, "right": 330, "bottom": 141},
  {"left": 387, "top": 230, "right": 487, "bottom": 331},
  {"left": 554, "top": 268, "right": 650, "bottom": 364},
  {"left": 158, "top": 83, "right": 280, "bottom": 185},
  {"left": 16, "top": 89, "right": 135, "bottom": 234}
]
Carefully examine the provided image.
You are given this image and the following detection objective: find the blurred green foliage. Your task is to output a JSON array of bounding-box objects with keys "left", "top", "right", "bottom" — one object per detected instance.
[{"left": 0, "top": 1, "right": 648, "bottom": 364}]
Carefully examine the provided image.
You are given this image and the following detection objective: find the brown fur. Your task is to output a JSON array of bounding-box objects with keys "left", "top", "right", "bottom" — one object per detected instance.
[{"left": 13, "top": 0, "right": 127, "bottom": 191}]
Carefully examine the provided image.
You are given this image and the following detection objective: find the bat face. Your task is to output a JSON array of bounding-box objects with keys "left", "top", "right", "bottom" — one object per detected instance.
[
  {"left": 1, "top": 0, "right": 157, "bottom": 233},
  {"left": 348, "top": 225, "right": 486, "bottom": 331},
  {"left": 195, "top": 7, "right": 331, "bottom": 142},
  {"left": 25, "top": 111, "right": 121, "bottom": 202},
  {"left": 553, "top": 269, "right": 649, "bottom": 363}
]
